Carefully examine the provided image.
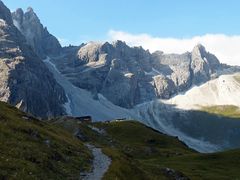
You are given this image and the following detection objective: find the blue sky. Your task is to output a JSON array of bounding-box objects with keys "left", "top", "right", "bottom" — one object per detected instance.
[
  {"left": 3, "top": 0, "right": 240, "bottom": 43},
  {"left": 3, "top": 0, "right": 240, "bottom": 65}
]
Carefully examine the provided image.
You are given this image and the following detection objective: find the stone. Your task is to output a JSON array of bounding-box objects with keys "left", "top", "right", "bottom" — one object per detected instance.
[
  {"left": 12, "top": 7, "right": 62, "bottom": 59},
  {"left": 0, "top": 1, "right": 67, "bottom": 118}
]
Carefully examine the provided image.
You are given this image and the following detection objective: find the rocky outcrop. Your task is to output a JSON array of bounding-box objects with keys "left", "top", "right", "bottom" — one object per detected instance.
[
  {"left": 153, "top": 75, "right": 176, "bottom": 98},
  {"left": 191, "top": 44, "right": 220, "bottom": 84},
  {"left": 12, "top": 7, "right": 62, "bottom": 59},
  {"left": 0, "top": 1, "right": 67, "bottom": 118},
  {"left": 55, "top": 41, "right": 156, "bottom": 107},
  {"left": 152, "top": 52, "right": 193, "bottom": 92},
  {"left": 52, "top": 40, "right": 223, "bottom": 109}
]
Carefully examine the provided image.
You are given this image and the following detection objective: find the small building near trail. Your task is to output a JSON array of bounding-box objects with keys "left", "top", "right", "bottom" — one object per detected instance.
[{"left": 75, "top": 116, "right": 92, "bottom": 123}]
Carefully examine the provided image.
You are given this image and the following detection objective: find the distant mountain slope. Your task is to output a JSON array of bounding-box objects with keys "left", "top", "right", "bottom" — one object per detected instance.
[
  {"left": 166, "top": 73, "right": 240, "bottom": 109},
  {"left": 52, "top": 41, "right": 226, "bottom": 109},
  {"left": 135, "top": 73, "right": 240, "bottom": 152}
]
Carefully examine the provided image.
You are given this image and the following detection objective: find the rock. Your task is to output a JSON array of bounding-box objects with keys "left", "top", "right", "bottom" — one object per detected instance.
[
  {"left": 191, "top": 44, "right": 220, "bottom": 84},
  {"left": 44, "top": 139, "right": 51, "bottom": 147},
  {"left": 53, "top": 40, "right": 222, "bottom": 109},
  {"left": 75, "top": 129, "right": 88, "bottom": 142},
  {"left": 161, "top": 167, "right": 190, "bottom": 180},
  {"left": 0, "top": 1, "right": 67, "bottom": 118},
  {"left": 12, "top": 7, "right": 62, "bottom": 59},
  {"left": 153, "top": 75, "right": 176, "bottom": 98}
]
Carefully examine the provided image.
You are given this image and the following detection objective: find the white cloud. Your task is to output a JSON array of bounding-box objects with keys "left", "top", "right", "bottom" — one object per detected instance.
[{"left": 108, "top": 30, "right": 240, "bottom": 66}]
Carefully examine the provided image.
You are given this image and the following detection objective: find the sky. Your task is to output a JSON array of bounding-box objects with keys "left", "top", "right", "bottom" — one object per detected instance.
[{"left": 3, "top": 0, "right": 240, "bottom": 65}]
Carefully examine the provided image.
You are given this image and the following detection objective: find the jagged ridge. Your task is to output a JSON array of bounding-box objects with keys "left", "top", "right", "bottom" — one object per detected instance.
[{"left": 0, "top": 1, "right": 67, "bottom": 118}]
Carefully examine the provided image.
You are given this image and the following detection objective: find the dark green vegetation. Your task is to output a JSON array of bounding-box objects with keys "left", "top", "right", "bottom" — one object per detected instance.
[
  {"left": 201, "top": 105, "right": 240, "bottom": 119},
  {"left": 0, "top": 102, "right": 91, "bottom": 179},
  {"left": 1, "top": 102, "right": 240, "bottom": 179}
]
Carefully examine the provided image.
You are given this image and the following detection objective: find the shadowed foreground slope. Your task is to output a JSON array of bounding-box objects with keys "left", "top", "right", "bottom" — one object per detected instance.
[
  {"left": 0, "top": 102, "right": 91, "bottom": 179},
  {"left": 1, "top": 101, "right": 240, "bottom": 179}
]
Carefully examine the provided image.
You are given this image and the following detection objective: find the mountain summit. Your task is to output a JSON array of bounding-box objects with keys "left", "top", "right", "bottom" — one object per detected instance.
[
  {"left": 0, "top": 1, "right": 67, "bottom": 117},
  {"left": 12, "top": 7, "right": 62, "bottom": 58}
]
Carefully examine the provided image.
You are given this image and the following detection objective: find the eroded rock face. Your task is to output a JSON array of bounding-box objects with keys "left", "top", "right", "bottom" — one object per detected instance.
[
  {"left": 12, "top": 7, "right": 62, "bottom": 59},
  {"left": 152, "top": 52, "right": 192, "bottom": 92},
  {"left": 191, "top": 44, "right": 220, "bottom": 84},
  {"left": 153, "top": 75, "right": 176, "bottom": 99},
  {"left": 0, "top": 1, "right": 66, "bottom": 118},
  {"left": 53, "top": 40, "right": 222, "bottom": 108}
]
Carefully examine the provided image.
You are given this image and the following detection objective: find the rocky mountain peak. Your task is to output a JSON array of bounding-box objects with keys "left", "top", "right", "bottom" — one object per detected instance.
[
  {"left": 190, "top": 44, "right": 221, "bottom": 84},
  {"left": 112, "top": 40, "right": 128, "bottom": 48},
  {"left": 26, "top": 7, "right": 34, "bottom": 13},
  {"left": 24, "top": 7, "right": 40, "bottom": 23},
  {"left": 192, "top": 43, "right": 207, "bottom": 57},
  {"left": 12, "top": 7, "right": 62, "bottom": 59},
  {"left": 192, "top": 43, "right": 220, "bottom": 66},
  {"left": 12, "top": 8, "right": 24, "bottom": 30},
  {"left": 14, "top": 8, "right": 24, "bottom": 19},
  {"left": 0, "top": 1, "right": 67, "bottom": 118}
]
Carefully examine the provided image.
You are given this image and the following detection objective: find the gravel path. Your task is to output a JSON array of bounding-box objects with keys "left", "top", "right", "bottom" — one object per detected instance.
[{"left": 81, "top": 144, "right": 111, "bottom": 180}]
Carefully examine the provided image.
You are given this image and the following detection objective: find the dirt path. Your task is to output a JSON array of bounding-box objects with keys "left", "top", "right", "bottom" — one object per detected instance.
[{"left": 80, "top": 143, "right": 111, "bottom": 180}]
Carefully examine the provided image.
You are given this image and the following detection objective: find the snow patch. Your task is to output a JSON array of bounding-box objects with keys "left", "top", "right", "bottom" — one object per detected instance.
[{"left": 124, "top": 73, "right": 134, "bottom": 78}]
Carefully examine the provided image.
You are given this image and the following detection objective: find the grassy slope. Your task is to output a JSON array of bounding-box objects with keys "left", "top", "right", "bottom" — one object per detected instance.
[
  {"left": 201, "top": 105, "right": 240, "bottom": 119},
  {"left": 71, "top": 120, "right": 240, "bottom": 180},
  {"left": 0, "top": 102, "right": 91, "bottom": 179},
  {"left": 1, "top": 101, "right": 240, "bottom": 179}
]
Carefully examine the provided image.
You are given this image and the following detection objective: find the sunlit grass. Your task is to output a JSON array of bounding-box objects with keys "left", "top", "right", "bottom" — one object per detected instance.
[{"left": 201, "top": 105, "right": 240, "bottom": 119}]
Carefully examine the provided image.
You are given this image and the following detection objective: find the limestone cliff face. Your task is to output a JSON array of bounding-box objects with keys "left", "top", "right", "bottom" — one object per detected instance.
[
  {"left": 53, "top": 40, "right": 222, "bottom": 108},
  {"left": 191, "top": 44, "right": 220, "bottom": 84},
  {"left": 12, "top": 7, "right": 62, "bottom": 59},
  {"left": 0, "top": 1, "right": 67, "bottom": 118}
]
